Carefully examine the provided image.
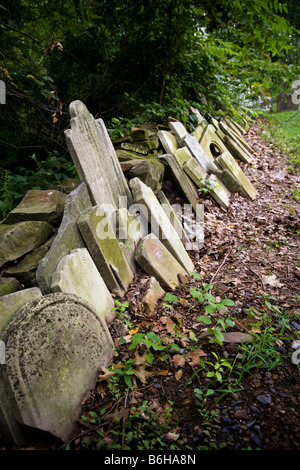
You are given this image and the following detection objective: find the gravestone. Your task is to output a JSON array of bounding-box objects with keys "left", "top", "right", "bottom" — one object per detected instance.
[
  {"left": 174, "top": 147, "right": 193, "bottom": 167},
  {"left": 180, "top": 134, "right": 219, "bottom": 174},
  {"left": 114, "top": 208, "right": 140, "bottom": 274},
  {"left": 277, "top": 91, "right": 298, "bottom": 112},
  {"left": 216, "top": 152, "right": 258, "bottom": 200},
  {"left": 77, "top": 206, "right": 134, "bottom": 297},
  {"left": 64, "top": 100, "right": 133, "bottom": 214},
  {"left": 2, "top": 293, "right": 114, "bottom": 443},
  {"left": 157, "top": 191, "right": 190, "bottom": 247},
  {"left": 157, "top": 130, "right": 178, "bottom": 156},
  {"left": 129, "top": 178, "right": 194, "bottom": 273},
  {"left": 198, "top": 123, "right": 229, "bottom": 160},
  {"left": 135, "top": 234, "right": 189, "bottom": 290},
  {"left": 36, "top": 182, "right": 92, "bottom": 294},
  {"left": 159, "top": 154, "right": 199, "bottom": 212},
  {"left": 51, "top": 248, "right": 115, "bottom": 323},
  {"left": 168, "top": 121, "right": 188, "bottom": 141}
]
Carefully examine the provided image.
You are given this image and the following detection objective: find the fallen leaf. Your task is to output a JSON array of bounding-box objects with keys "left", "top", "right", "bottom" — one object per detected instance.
[
  {"left": 173, "top": 354, "right": 185, "bottom": 369},
  {"left": 175, "top": 369, "right": 183, "bottom": 381},
  {"left": 262, "top": 274, "right": 284, "bottom": 288},
  {"left": 186, "top": 348, "right": 207, "bottom": 366}
]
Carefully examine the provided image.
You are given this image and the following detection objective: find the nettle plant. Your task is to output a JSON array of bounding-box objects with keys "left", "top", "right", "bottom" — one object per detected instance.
[{"left": 190, "top": 281, "right": 235, "bottom": 345}]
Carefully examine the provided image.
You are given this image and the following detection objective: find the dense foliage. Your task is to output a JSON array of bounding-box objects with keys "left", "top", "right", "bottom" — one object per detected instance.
[{"left": 0, "top": 0, "right": 299, "bottom": 170}]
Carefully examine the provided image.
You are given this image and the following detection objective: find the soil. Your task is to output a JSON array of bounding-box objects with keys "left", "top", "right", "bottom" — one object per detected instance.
[{"left": 1, "top": 120, "right": 299, "bottom": 452}]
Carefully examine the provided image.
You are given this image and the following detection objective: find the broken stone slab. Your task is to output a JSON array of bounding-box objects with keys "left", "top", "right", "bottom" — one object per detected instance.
[
  {"left": 64, "top": 100, "right": 133, "bottom": 211},
  {"left": 191, "top": 124, "right": 206, "bottom": 142},
  {"left": 183, "top": 155, "right": 207, "bottom": 183},
  {"left": 216, "top": 152, "right": 258, "bottom": 200},
  {"left": 120, "top": 158, "right": 165, "bottom": 194},
  {"left": 159, "top": 154, "right": 199, "bottom": 212},
  {"left": 0, "top": 277, "right": 21, "bottom": 297},
  {"left": 0, "top": 221, "right": 53, "bottom": 269},
  {"left": 142, "top": 276, "right": 165, "bottom": 313},
  {"left": 157, "top": 191, "right": 190, "bottom": 247},
  {"left": 51, "top": 248, "right": 115, "bottom": 324},
  {"left": 36, "top": 182, "right": 92, "bottom": 294},
  {"left": 4, "top": 234, "right": 55, "bottom": 287},
  {"left": 180, "top": 133, "right": 219, "bottom": 174},
  {"left": 168, "top": 121, "right": 188, "bottom": 141},
  {"left": 135, "top": 234, "right": 190, "bottom": 290},
  {"left": 189, "top": 106, "right": 206, "bottom": 124},
  {"left": 121, "top": 142, "right": 149, "bottom": 155},
  {"left": 2, "top": 190, "right": 66, "bottom": 226},
  {"left": 129, "top": 178, "right": 194, "bottom": 273},
  {"left": 157, "top": 130, "right": 178, "bottom": 156},
  {"left": 48, "top": 178, "right": 80, "bottom": 194},
  {"left": 174, "top": 147, "right": 194, "bottom": 167},
  {"left": 77, "top": 206, "right": 134, "bottom": 297},
  {"left": 1, "top": 293, "right": 114, "bottom": 443}
]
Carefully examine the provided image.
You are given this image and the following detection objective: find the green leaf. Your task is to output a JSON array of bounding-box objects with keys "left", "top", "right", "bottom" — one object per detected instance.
[{"left": 197, "top": 315, "right": 212, "bottom": 325}]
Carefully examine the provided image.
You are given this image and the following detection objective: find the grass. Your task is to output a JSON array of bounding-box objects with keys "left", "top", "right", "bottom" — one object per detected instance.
[{"left": 260, "top": 110, "right": 300, "bottom": 172}]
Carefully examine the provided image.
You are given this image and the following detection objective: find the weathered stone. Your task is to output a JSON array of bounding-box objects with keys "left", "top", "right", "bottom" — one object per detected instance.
[
  {"left": 1, "top": 293, "right": 114, "bottom": 442},
  {"left": 121, "top": 142, "right": 148, "bottom": 155},
  {"left": 183, "top": 156, "right": 207, "bottom": 183},
  {"left": 217, "top": 169, "right": 242, "bottom": 194},
  {"left": 0, "top": 286, "right": 43, "bottom": 446},
  {"left": 277, "top": 90, "right": 298, "bottom": 112},
  {"left": 0, "top": 287, "right": 42, "bottom": 340},
  {"left": 135, "top": 234, "right": 189, "bottom": 290},
  {"left": 0, "top": 277, "right": 21, "bottom": 296},
  {"left": 223, "top": 134, "right": 253, "bottom": 164},
  {"left": 77, "top": 206, "right": 134, "bottom": 297},
  {"left": 174, "top": 147, "right": 193, "bottom": 167},
  {"left": 157, "top": 130, "right": 178, "bottom": 156},
  {"left": 115, "top": 208, "right": 140, "bottom": 274},
  {"left": 2, "top": 190, "right": 66, "bottom": 226},
  {"left": 191, "top": 124, "right": 206, "bottom": 141},
  {"left": 49, "top": 178, "right": 80, "bottom": 194},
  {"left": 222, "top": 332, "right": 252, "bottom": 343},
  {"left": 64, "top": 100, "right": 133, "bottom": 211},
  {"left": 157, "top": 191, "right": 190, "bottom": 247},
  {"left": 142, "top": 277, "right": 165, "bottom": 313},
  {"left": 219, "top": 120, "right": 253, "bottom": 155},
  {"left": 198, "top": 123, "right": 229, "bottom": 160},
  {"left": 36, "top": 182, "right": 92, "bottom": 294},
  {"left": 159, "top": 154, "right": 199, "bottom": 212},
  {"left": 205, "top": 174, "right": 231, "bottom": 210},
  {"left": 120, "top": 158, "right": 165, "bottom": 194},
  {"left": 51, "top": 248, "right": 115, "bottom": 323},
  {"left": 180, "top": 133, "right": 219, "bottom": 174},
  {"left": 4, "top": 235, "right": 55, "bottom": 286},
  {"left": 168, "top": 121, "right": 188, "bottom": 141},
  {"left": 129, "top": 178, "right": 194, "bottom": 273},
  {"left": 189, "top": 106, "right": 206, "bottom": 124},
  {"left": 0, "top": 221, "right": 53, "bottom": 268},
  {"left": 216, "top": 152, "right": 258, "bottom": 200},
  {"left": 183, "top": 159, "right": 231, "bottom": 210}
]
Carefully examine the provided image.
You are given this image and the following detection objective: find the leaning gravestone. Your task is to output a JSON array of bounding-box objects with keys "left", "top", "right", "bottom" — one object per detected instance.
[
  {"left": 77, "top": 206, "right": 134, "bottom": 297},
  {"left": 216, "top": 152, "right": 258, "bottom": 200},
  {"left": 36, "top": 182, "right": 92, "bottom": 294},
  {"left": 64, "top": 100, "right": 133, "bottom": 214},
  {"left": 51, "top": 248, "right": 115, "bottom": 323},
  {"left": 2, "top": 293, "right": 114, "bottom": 443},
  {"left": 129, "top": 177, "right": 194, "bottom": 273},
  {"left": 135, "top": 234, "right": 189, "bottom": 290},
  {"left": 157, "top": 130, "right": 179, "bottom": 156},
  {"left": 180, "top": 133, "right": 219, "bottom": 174}
]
